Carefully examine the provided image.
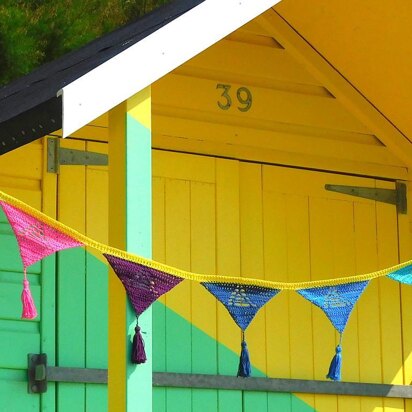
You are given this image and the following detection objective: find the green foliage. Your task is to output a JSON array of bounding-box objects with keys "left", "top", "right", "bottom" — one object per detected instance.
[{"left": 0, "top": 0, "right": 170, "bottom": 86}]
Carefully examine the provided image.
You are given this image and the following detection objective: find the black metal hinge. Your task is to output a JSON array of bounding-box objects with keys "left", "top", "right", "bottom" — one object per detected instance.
[
  {"left": 325, "top": 181, "right": 407, "bottom": 214},
  {"left": 47, "top": 137, "right": 108, "bottom": 174}
]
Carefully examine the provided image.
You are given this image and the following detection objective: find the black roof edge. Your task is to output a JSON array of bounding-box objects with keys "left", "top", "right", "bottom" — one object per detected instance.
[{"left": 0, "top": 0, "right": 205, "bottom": 155}]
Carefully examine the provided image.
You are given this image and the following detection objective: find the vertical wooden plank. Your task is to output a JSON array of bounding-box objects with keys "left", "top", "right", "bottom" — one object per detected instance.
[
  {"left": 262, "top": 187, "right": 292, "bottom": 412},
  {"left": 108, "top": 103, "right": 127, "bottom": 412},
  {"left": 85, "top": 152, "right": 109, "bottom": 412},
  {"left": 354, "top": 200, "right": 384, "bottom": 412},
  {"left": 108, "top": 87, "right": 152, "bottom": 412},
  {"left": 41, "top": 136, "right": 57, "bottom": 412},
  {"left": 308, "top": 197, "right": 338, "bottom": 412},
  {"left": 57, "top": 139, "right": 86, "bottom": 412},
  {"left": 216, "top": 158, "right": 243, "bottom": 409},
  {"left": 125, "top": 88, "right": 153, "bottom": 411},
  {"left": 239, "top": 162, "right": 268, "bottom": 411},
  {"left": 286, "top": 192, "right": 314, "bottom": 411},
  {"left": 152, "top": 176, "right": 166, "bottom": 412},
  {"left": 399, "top": 185, "right": 412, "bottom": 412},
  {"left": 164, "top": 178, "right": 192, "bottom": 411},
  {"left": 191, "top": 180, "right": 218, "bottom": 411},
  {"left": 376, "top": 181, "right": 404, "bottom": 412}
]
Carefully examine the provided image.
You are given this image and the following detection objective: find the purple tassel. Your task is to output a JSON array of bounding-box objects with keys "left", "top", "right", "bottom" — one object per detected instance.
[
  {"left": 237, "top": 336, "right": 251, "bottom": 377},
  {"left": 21, "top": 269, "right": 37, "bottom": 320},
  {"left": 131, "top": 325, "right": 147, "bottom": 364},
  {"left": 326, "top": 344, "right": 342, "bottom": 381}
]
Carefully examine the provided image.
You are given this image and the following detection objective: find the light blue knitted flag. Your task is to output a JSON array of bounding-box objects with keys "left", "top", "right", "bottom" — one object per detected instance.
[
  {"left": 387, "top": 264, "right": 412, "bottom": 285},
  {"left": 296, "top": 281, "right": 369, "bottom": 333}
]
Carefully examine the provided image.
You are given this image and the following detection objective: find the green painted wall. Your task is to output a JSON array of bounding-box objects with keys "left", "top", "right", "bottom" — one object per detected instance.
[
  {"left": 153, "top": 301, "right": 317, "bottom": 412},
  {"left": 0, "top": 209, "right": 108, "bottom": 412}
]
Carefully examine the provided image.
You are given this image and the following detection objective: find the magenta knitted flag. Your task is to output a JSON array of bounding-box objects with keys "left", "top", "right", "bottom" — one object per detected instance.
[
  {"left": 0, "top": 201, "right": 83, "bottom": 319},
  {"left": 104, "top": 254, "right": 183, "bottom": 315},
  {"left": 0, "top": 201, "right": 83, "bottom": 268}
]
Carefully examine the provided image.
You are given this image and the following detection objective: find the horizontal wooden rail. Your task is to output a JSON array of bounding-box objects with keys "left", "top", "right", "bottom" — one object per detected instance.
[{"left": 153, "top": 372, "right": 412, "bottom": 399}]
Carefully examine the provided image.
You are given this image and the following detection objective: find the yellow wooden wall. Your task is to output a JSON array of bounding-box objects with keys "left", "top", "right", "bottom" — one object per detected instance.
[{"left": 150, "top": 13, "right": 412, "bottom": 412}]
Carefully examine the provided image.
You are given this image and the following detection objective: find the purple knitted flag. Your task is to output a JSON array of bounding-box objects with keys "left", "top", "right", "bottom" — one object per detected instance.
[{"left": 104, "top": 254, "right": 183, "bottom": 315}]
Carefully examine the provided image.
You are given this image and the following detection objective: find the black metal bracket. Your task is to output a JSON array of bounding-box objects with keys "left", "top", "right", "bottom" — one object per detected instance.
[
  {"left": 47, "top": 137, "right": 108, "bottom": 173},
  {"left": 325, "top": 181, "right": 407, "bottom": 214},
  {"left": 28, "top": 353, "right": 108, "bottom": 394},
  {"left": 153, "top": 372, "right": 412, "bottom": 399}
]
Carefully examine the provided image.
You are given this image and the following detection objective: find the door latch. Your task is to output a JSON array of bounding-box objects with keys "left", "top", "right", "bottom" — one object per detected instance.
[{"left": 28, "top": 353, "right": 108, "bottom": 394}]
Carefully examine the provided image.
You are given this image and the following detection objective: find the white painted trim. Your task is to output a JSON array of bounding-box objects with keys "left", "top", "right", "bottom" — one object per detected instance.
[{"left": 61, "top": 0, "right": 280, "bottom": 136}]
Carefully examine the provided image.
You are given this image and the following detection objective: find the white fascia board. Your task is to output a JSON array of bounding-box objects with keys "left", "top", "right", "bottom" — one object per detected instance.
[{"left": 61, "top": 0, "right": 280, "bottom": 137}]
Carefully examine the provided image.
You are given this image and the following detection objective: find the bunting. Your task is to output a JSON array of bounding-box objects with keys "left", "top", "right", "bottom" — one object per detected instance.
[
  {"left": 201, "top": 282, "right": 280, "bottom": 377},
  {"left": 387, "top": 264, "right": 412, "bottom": 285},
  {"left": 104, "top": 254, "right": 183, "bottom": 363},
  {"left": 297, "top": 281, "right": 369, "bottom": 380},
  {"left": 1, "top": 189, "right": 412, "bottom": 380},
  {"left": 0, "top": 201, "right": 83, "bottom": 319}
]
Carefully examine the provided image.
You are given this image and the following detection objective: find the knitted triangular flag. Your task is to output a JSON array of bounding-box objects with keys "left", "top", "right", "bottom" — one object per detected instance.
[
  {"left": 104, "top": 254, "right": 184, "bottom": 365},
  {"left": 387, "top": 264, "right": 412, "bottom": 285},
  {"left": 0, "top": 201, "right": 83, "bottom": 319},
  {"left": 201, "top": 282, "right": 280, "bottom": 378},
  {"left": 296, "top": 281, "right": 369, "bottom": 334},
  {"left": 104, "top": 254, "right": 183, "bottom": 315},
  {"left": 0, "top": 201, "right": 83, "bottom": 268},
  {"left": 201, "top": 282, "right": 280, "bottom": 331},
  {"left": 297, "top": 280, "right": 369, "bottom": 381}
]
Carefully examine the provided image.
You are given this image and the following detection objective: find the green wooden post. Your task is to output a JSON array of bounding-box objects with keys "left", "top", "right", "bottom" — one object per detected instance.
[
  {"left": 108, "top": 87, "right": 152, "bottom": 412},
  {"left": 126, "top": 88, "right": 152, "bottom": 410}
]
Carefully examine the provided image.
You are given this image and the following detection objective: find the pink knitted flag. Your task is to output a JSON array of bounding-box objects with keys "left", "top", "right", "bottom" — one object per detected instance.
[
  {"left": 0, "top": 201, "right": 83, "bottom": 319},
  {"left": 0, "top": 201, "right": 83, "bottom": 268}
]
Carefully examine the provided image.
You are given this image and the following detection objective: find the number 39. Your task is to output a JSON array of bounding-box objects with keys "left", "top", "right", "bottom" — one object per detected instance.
[{"left": 216, "top": 84, "right": 252, "bottom": 112}]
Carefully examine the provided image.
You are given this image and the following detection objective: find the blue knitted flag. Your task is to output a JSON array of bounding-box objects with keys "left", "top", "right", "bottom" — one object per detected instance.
[
  {"left": 297, "top": 281, "right": 369, "bottom": 333},
  {"left": 387, "top": 264, "right": 412, "bottom": 285},
  {"left": 201, "top": 282, "right": 280, "bottom": 331}
]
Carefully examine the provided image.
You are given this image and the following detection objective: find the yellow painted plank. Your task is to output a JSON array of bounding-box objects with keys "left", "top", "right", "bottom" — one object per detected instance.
[
  {"left": 154, "top": 74, "right": 370, "bottom": 134},
  {"left": 263, "top": 191, "right": 290, "bottom": 378},
  {"left": 153, "top": 113, "right": 397, "bottom": 165},
  {"left": 184, "top": 39, "right": 323, "bottom": 86},
  {"left": 53, "top": 124, "right": 108, "bottom": 142},
  {"left": 190, "top": 181, "right": 217, "bottom": 344},
  {"left": 239, "top": 163, "right": 267, "bottom": 410},
  {"left": 152, "top": 133, "right": 408, "bottom": 181},
  {"left": 108, "top": 104, "right": 127, "bottom": 412},
  {"left": 164, "top": 178, "right": 192, "bottom": 353},
  {"left": 285, "top": 193, "right": 314, "bottom": 409},
  {"left": 308, "top": 197, "right": 338, "bottom": 412},
  {"left": 86, "top": 142, "right": 108, "bottom": 260},
  {"left": 375, "top": 181, "right": 404, "bottom": 411},
  {"left": 0, "top": 142, "right": 42, "bottom": 181},
  {"left": 153, "top": 150, "right": 215, "bottom": 183},
  {"left": 354, "top": 201, "right": 384, "bottom": 412},
  {"left": 215, "top": 159, "right": 242, "bottom": 363}
]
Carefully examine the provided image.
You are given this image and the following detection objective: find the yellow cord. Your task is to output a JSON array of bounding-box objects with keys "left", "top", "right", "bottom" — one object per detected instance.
[{"left": 0, "top": 189, "right": 409, "bottom": 290}]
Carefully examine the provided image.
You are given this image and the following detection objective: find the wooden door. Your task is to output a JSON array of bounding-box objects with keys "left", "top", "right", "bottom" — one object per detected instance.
[
  {"left": 0, "top": 141, "right": 45, "bottom": 412},
  {"left": 152, "top": 150, "right": 406, "bottom": 412}
]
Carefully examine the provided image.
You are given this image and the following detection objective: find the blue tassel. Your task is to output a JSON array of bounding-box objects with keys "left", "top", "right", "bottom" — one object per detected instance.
[
  {"left": 237, "top": 338, "right": 251, "bottom": 377},
  {"left": 326, "top": 344, "right": 342, "bottom": 381}
]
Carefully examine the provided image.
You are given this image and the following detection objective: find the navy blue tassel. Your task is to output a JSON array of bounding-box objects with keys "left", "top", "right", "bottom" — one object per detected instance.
[
  {"left": 326, "top": 344, "right": 342, "bottom": 381},
  {"left": 237, "top": 334, "right": 251, "bottom": 377}
]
